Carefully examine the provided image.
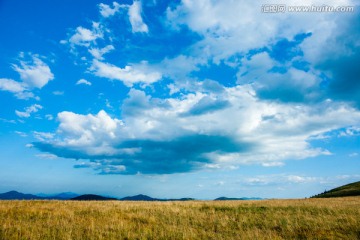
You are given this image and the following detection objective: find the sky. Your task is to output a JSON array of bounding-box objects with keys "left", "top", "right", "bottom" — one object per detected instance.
[{"left": 0, "top": 0, "right": 359, "bottom": 199}]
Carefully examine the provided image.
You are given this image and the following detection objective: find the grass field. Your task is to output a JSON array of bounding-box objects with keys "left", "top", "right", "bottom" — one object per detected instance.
[{"left": 0, "top": 197, "right": 359, "bottom": 240}]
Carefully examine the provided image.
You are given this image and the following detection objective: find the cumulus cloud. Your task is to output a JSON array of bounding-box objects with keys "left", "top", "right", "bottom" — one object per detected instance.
[
  {"left": 56, "top": 110, "right": 124, "bottom": 150},
  {"left": 99, "top": 2, "right": 124, "bottom": 18},
  {"left": 90, "top": 59, "right": 162, "bottom": 87},
  {"left": 128, "top": 1, "right": 148, "bottom": 33},
  {"left": 76, "top": 79, "right": 92, "bottom": 86},
  {"left": 13, "top": 55, "right": 54, "bottom": 89},
  {"left": 68, "top": 22, "right": 103, "bottom": 47},
  {"left": 15, "top": 104, "right": 43, "bottom": 118},
  {"left": 33, "top": 85, "right": 360, "bottom": 174}
]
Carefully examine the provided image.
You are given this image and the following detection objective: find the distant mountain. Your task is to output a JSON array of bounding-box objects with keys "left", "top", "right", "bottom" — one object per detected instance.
[
  {"left": 50, "top": 192, "right": 79, "bottom": 200},
  {"left": 36, "top": 192, "right": 79, "bottom": 200},
  {"left": 70, "top": 194, "right": 117, "bottom": 201},
  {"left": 119, "top": 194, "right": 195, "bottom": 201},
  {"left": 167, "top": 198, "right": 195, "bottom": 201},
  {"left": 311, "top": 181, "right": 360, "bottom": 198},
  {"left": 0, "top": 191, "right": 267, "bottom": 201},
  {"left": 0, "top": 191, "right": 44, "bottom": 200},
  {"left": 214, "top": 197, "right": 263, "bottom": 201},
  {"left": 120, "top": 194, "right": 158, "bottom": 201}
]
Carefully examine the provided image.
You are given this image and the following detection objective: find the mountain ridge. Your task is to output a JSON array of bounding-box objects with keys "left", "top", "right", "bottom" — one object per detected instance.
[
  {"left": 0, "top": 190, "right": 262, "bottom": 201},
  {"left": 70, "top": 194, "right": 117, "bottom": 201},
  {"left": 215, "top": 197, "right": 263, "bottom": 201},
  {"left": 311, "top": 181, "right": 360, "bottom": 198},
  {"left": 0, "top": 191, "right": 45, "bottom": 200}
]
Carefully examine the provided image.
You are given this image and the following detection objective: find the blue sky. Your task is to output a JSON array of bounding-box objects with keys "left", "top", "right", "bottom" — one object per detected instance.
[{"left": 0, "top": 0, "right": 359, "bottom": 199}]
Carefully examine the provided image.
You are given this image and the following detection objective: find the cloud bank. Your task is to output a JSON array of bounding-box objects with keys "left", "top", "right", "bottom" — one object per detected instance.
[
  {"left": 32, "top": 0, "right": 360, "bottom": 175},
  {"left": 34, "top": 85, "right": 360, "bottom": 174}
]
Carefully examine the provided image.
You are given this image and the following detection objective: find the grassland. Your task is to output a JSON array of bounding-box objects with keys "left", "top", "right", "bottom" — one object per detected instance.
[{"left": 0, "top": 197, "right": 359, "bottom": 240}]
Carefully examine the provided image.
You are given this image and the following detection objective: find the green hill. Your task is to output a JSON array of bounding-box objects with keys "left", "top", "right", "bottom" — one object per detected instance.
[{"left": 311, "top": 181, "right": 360, "bottom": 198}]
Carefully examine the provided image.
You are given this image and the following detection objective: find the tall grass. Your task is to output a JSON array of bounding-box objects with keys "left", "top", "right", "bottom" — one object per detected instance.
[{"left": 0, "top": 197, "right": 359, "bottom": 239}]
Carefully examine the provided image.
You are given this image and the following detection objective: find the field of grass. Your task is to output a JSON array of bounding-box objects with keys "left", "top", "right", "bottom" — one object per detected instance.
[{"left": 0, "top": 197, "right": 359, "bottom": 239}]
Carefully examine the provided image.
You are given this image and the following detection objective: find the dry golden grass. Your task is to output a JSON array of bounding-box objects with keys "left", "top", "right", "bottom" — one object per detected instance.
[{"left": 0, "top": 197, "right": 359, "bottom": 239}]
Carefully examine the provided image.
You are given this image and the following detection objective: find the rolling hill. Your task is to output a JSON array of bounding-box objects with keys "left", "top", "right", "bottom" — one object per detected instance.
[
  {"left": 70, "top": 194, "right": 118, "bottom": 201},
  {"left": 311, "top": 181, "right": 360, "bottom": 198}
]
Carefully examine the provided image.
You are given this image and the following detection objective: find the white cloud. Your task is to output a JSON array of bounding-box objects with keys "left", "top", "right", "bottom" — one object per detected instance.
[
  {"left": 52, "top": 91, "right": 64, "bottom": 96},
  {"left": 25, "top": 143, "right": 34, "bottom": 148},
  {"left": 15, "top": 104, "right": 43, "bottom": 118},
  {"left": 12, "top": 55, "right": 54, "bottom": 89},
  {"left": 69, "top": 22, "right": 103, "bottom": 47},
  {"left": 15, "top": 91, "right": 37, "bottom": 100},
  {"left": 160, "top": 55, "right": 206, "bottom": 80},
  {"left": 286, "top": 175, "right": 317, "bottom": 184},
  {"left": 105, "top": 99, "right": 113, "bottom": 109},
  {"left": 338, "top": 126, "right": 360, "bottom": 137},
  {"left": 244, "top": 174, "right": 320, "bottom": 186},
  {"left": 0, "top": 78, "right": 26, "bottom": 93},
  {"left": 55, "top": 110, "right": 125, "bottom": 156},
  {"left": 36, "top": 153, "right": 58, "bottom": 159},
  {"left": 119, "top": 87, "right": 357, "bottom": 166},
  {"left": 74, "top": 161, "right": 126, "bottom": 174},
  {"left": 90, "top": 59, "right": 162, "bottom": 87},
  {"left": 128, "top": 1, "right": 148, "bottom": 33},
  {"left": 15, "top": 131, "right": 28, "bottom": 137},
  {"left": 262, "top": 162, "right": 284, "bottom": 167},
  {"left": 0, "top": 78, "right": 36, "bottom": 100},
  {"left": 99, "top": 2, "right": 124, "bottom": 18},
  {"left": 76, "top": 79, "right": 92, "bottom": 86},
  {"left": 32, "top": 0, "right": 360, "bottom": 174},
  {"left": 236, "top": 51, "right": 321, "bottom": 101},
  {"left": 88, "top": 45, "right": 115, "bottom": 60},
  {"left": 33, "top": 131, "right": 55, "bottom": 141},
  {"left": 45, "top": 114, "right": 54, "bottom": 120},
  {"left": 0, "top": 118, "right": 16, "bottom": 124},
  {"left": 166, "top": 0, "right": 356, "bottom": 64},
  {"left": 36, "top": 85, "right": 360, "bottom": 171}
]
